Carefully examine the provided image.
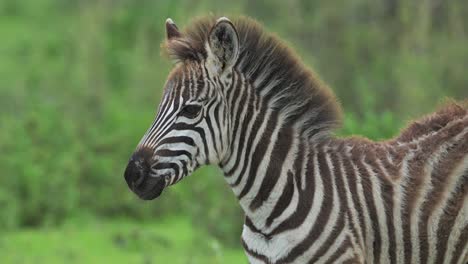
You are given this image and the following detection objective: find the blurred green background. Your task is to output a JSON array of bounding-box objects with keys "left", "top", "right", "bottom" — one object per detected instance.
[{"left": 0, "top": 0, "right": 466, "bottom": 263}]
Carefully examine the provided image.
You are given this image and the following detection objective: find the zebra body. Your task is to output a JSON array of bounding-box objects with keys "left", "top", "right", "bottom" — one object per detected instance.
[
  {"left": 124, "top": 16, "right": 468, "bottom": 263},
  {"left": 238, "top": 134, "right": 468, "bottom": 263}
]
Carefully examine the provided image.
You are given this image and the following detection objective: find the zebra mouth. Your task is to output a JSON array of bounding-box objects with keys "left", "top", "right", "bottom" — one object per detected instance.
[
  {"left": 133, "top": 175, "right": 167, "bottom": 200},
  {"left": 124, "top": 151, "right": 173, "bottom": 200}
]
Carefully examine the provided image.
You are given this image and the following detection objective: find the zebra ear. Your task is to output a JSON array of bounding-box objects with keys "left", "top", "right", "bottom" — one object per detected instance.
[
  {"left": 207, "top": 17, "right": 239, "bottom": 73},
  {"left": 166, "top": 18, "right": 181, "bottom": 40}
]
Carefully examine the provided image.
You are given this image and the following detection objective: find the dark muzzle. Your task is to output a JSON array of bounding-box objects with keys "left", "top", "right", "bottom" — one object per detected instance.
[{"left": 124, "top": 147, "right": 165, "bottom": 200}]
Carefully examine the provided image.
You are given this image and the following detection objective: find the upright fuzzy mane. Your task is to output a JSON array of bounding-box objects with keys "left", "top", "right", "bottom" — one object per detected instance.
[
  {"left": 397, "top": 101, "right": 467, "bottom": 143},
  {"left": 163, "top": 16, "right": 342, "bottom": 139}
]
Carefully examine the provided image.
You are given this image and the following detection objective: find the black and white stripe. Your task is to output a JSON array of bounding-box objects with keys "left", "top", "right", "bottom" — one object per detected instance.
[{"left": 126, "top": 16, "right": 468, "bottom": 263}]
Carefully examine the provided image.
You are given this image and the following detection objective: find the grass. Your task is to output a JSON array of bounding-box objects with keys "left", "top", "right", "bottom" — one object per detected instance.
[{"left": 0, "top": 216, "right": 247, "bottom": 264}]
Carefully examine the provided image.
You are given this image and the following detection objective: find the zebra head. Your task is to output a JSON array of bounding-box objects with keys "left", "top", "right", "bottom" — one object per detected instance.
[{"left": 124, "top": 17, "right": 239, "bottom": 200}]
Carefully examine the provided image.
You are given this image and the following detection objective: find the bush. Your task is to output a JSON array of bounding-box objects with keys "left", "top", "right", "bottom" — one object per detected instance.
[{"left": 1, "top": 0, "right": 466, "bottom": 245}]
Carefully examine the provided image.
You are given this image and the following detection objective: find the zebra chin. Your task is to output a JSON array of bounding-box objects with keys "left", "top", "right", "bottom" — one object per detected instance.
[{"left": 133, "top": 178, "right": 166, "bottom": 200}]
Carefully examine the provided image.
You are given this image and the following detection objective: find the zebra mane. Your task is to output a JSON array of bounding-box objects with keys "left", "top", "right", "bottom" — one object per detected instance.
[
  {"left": 163, "top": 16, "right": 342, "bottom": 139},
  {"left": 396, "top": 101, "right": 467, "bottom": 143}
]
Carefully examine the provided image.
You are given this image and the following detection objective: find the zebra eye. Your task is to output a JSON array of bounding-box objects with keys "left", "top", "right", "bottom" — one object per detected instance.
[{"left": 180, "top": 104, "right": 202, "bottom": 118}]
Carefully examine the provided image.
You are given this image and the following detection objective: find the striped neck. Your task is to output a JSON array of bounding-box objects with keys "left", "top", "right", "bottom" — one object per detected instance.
[
  {"left": 218, "top": 70, "right": 321, "bottom": 231},
  {"left": 220, "top": 122, "right": 303, "bottom": 228}
]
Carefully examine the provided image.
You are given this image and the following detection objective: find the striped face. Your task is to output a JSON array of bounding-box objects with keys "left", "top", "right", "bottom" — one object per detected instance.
[{"left": 124, "top": 18, "right": 239, "bottom": 200}]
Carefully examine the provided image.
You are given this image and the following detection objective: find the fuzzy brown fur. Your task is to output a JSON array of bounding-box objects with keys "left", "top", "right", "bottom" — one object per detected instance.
[
  {"left": 163, "top": 16, "right": 342, "bottom": 139},
  {"left": 162, "top": 16, "right": 466, "bottom": 143}
]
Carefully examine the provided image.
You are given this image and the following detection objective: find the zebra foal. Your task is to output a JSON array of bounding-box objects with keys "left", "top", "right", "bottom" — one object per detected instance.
[{"left": 124, "top": 16, "right": 468, "bottom": 263}]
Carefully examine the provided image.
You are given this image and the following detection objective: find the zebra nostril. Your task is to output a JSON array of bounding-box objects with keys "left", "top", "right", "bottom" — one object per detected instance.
[
  {"left": 124, "top": 159, "right": 139, "bottom": 189},
  {"left": 124, "top": 158, "right": 150, "bottom": 190},
  {"left": 133, "top": 169, "right": 146, "bottom": 187},
  {"left": 125, "top": 146, "right": 157, "bottom": 191}
]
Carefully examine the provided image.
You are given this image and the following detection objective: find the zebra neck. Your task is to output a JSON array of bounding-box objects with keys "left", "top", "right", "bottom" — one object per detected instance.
[
  {"left": 220, "top": 116, "right": 310, "bottom": 231},
  {"left": 218, "top": 70, "right": 341, "bottom": 232}
]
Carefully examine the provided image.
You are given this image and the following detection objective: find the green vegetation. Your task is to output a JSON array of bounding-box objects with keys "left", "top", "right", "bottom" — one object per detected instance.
[
  {"left": 0, "top": 0, "right": 466, "bottom": 262},
  {"left": 0, "top": 216, "right": 246, "bottom": 263}
]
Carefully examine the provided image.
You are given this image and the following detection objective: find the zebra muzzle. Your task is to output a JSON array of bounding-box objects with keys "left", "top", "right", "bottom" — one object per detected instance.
[{"left": 124, "top": 147, "right": 166, "bottom": 200}]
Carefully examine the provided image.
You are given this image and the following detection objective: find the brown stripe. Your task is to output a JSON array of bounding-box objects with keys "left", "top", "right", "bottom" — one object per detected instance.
[
  {"left": 308, "top": 151, "right": 346, "bottom": 262},
  {"left": 224, "top": 78, "right": 253, "bottom": 175},
  {"left": 341, "top": 257, "right": 362, "bottom": 264},
  {"left": 237, "top": 110, "right": 279, "bottom": 198},
  {"left": 386, "top": 145, "right": 407, "bottom": 181},
  {"left": 265, "top": 143, "right": 304, "bottom": 227},
  {"left": 244, "top": 216, "right": 271, "bottom": 240},
  {"left": 265, "top": 170, "right": 295, "bottom": 227},
  {"left": 227, "top": 96, "right": 266, "bottom": 180},
  {"left": 324, "top": 237, "right": 352, "bottom": 264},
  {"left": 365, "top": 149, "right": 397, "bottom": 264},
  {"left": 223, "top": 67, "right": 237, "bottom": 105},
  {"left": 435, "top": 167, "right": 468, "bottom": 263},
  {"left": 241, "top": 237, "right": 272, "bottom": 264},
  {"left": 400, "top": 129, "right": 451, "bottom": 263},
  {"left": 378, "top": 165, "right": 397, "bottom": 264},
  {"left": 450, "top": 223, "right": 468, "bottom": 264},
  {"left": 379, "top": 145, "right": 401, "bottom": 180},
  {"left": 250, "top": 126, "right": 294, "bottom": 210},
  {"left": 419, "top": 123, "right": 467, "bottom": 263},
  {"left": 401, "top": 155, "right": 419, "bottom": 264},
  {"left": 277, "top": 146, "right": 334, "bottom": 263},
  {"left": 354, "top": 155, "right": 381, "bottom": 264},
  {"left": 267, "top": 146, "right": 315, "bottom": 236},
  {"left": 292, "top": 142, "right": 305, "bottom": 192},
  {"left": 335, "top": 149, "right": 361, "bottom": 249},
  {"left": 342, "top": 154, "right": 367, "bottom": 249}
]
